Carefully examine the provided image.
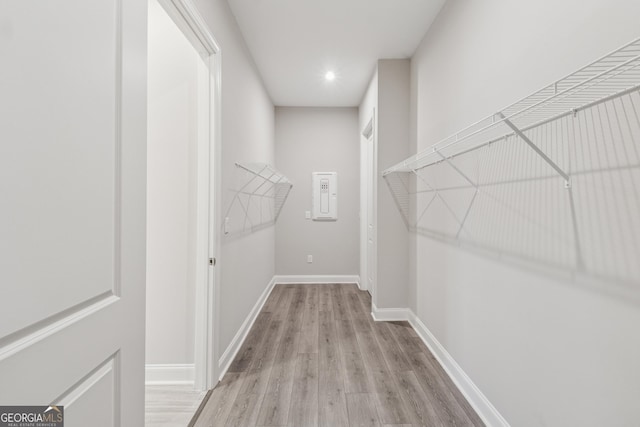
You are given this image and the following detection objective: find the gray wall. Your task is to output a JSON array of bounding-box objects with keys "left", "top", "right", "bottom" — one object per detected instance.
[
  {"left": 275, "top": 107, "right": 359, "bottom": 276},
  {"left": 410, "top": 0, "right": 640, "bottom": 425},
  {"left": 359, "top": 59, "right": 411, "bottom": 309},
  {"left": 194, "top": 0, "right": 276, "bottom": 362},
  {"left": 146, "top": 0, "right": 199, "bottom": 365},
  {"left": 377, "top": 60, "right": 411, "bottom": 309}
]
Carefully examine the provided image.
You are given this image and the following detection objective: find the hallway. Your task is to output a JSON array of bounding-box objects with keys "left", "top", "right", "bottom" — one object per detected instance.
[
  {"left": 3, "top": 1, "right": 640, "bottom": 425},
  {"left": 193, "top": 284, "right": 483, "bottom": 426}
]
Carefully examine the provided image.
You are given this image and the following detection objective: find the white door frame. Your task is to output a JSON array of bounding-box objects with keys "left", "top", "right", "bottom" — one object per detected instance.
[
  {"left": 156, "top": 0, "right": 222, "bottom": 390},
  {"left": 361, "top": 109, "right": 377, "bottom": 304}
]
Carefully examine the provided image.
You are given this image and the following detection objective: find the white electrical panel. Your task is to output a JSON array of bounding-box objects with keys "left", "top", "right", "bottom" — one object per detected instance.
[{"left": 312, "top": 172, "right": 337, "bottom": 220}]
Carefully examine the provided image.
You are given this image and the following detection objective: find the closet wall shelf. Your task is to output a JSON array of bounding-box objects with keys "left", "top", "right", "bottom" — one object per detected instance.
[
  {"left": 382, "top": 38, "right": 640, "bottom": 290},
  {"left": 224, "top": 162, "right": 292, "bottom": 235},
  {"left": 383, "top": 38, "right": 640, "bottom": 177}
]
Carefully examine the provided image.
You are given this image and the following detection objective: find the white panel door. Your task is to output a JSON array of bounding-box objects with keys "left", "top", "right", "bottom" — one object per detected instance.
[{"left": 0, "top": 0, "right": 147, "bottom": 425}]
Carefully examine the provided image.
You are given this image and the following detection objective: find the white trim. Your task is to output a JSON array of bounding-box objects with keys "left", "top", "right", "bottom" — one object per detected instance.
[
  {"left": 145, "top": 364, "right": 195, "bottom": 385},
  {"left": 408, "top": 311, "right": 510, "bottom": 427},
  {"left": 370, "top": 303, "right": 410, "bottom": 322},
  {"left": 360, "top": 107, "right": 377, "bottom": 302},
  {"left": 217, "top": 277, "right": 276, "bottom": 380},
  {"left": 273, "top": 275, "right": 360, "bottom": 285},
  {"left": 60, "top": 357, "right": 116, "bottom": 406},
  {"left": 0, "top": 293, "right": 117, "bottom": 362},
  {"left": 362, "top": 116, "right": 373, "bottom": 139},
  {"left": 157, "top": 0, "right": 219, "bottom": 54},
  {"left": 209, "top": 47, "right": 223, "bottom": 390}
]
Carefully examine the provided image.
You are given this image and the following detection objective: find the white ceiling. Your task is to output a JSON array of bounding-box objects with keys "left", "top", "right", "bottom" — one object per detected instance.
[{"left": 226, "top": 0, "right": 446, "bottom": 107}]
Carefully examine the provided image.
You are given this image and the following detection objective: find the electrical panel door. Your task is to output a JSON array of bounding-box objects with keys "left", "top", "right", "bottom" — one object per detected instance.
[{"left": 312, "top": 172, "right": 337, "bottom": 220}]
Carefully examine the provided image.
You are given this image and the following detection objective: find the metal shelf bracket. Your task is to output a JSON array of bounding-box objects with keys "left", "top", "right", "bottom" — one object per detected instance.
[{"left": 497, "top": 112, "right": 571, "bottom": 186}]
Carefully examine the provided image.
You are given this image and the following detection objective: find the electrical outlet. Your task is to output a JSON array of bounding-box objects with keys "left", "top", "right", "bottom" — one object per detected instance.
[
  {"left": 307, "top": 255, "right": 313, "bottom": 263},
  {"left": 305, "top": 210, "right": 311, "bottom": 219}
]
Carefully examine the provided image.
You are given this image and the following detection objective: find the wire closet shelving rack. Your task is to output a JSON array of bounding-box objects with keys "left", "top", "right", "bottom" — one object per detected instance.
[
  {"left": 224, "top": 162, "right": 292, "bottom": 235},
  {"left": 383, "top": 38, "right": 640, "bottom": 290}
]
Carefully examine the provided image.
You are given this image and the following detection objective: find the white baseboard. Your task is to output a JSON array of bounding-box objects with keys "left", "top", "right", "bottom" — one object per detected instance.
[
  {"left": 217, "top": 276, "right": 276, "bottom": 380},
  {"left": 408, "top": 311, "right": 510, "bottom": 427},
  {"left": 273, "top": 275, "right": 360, "bottom": 285},
  {"left": 371, "top": 303, "right": 410, "bottom": 321},
  {"left": 145, "top": 364, "right": 195, "bottom": 385}
]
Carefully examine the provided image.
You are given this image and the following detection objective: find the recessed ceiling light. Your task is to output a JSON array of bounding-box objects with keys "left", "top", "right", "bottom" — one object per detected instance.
[{"left": 325, "top": 71, "right": 336, "bottom": 81}]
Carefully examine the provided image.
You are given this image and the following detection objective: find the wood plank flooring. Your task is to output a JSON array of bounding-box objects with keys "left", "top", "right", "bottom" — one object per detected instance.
[
  {"left": 145, "top": 384, "right": 207, "bottom": 427},
  {"left": 193, "top": 284, "right": 484, "bottom": 427}
]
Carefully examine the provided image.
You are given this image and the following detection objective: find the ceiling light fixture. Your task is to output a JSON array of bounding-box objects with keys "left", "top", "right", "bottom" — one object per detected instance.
[{"left": 325, "top": 71, "right": 336, "bottom": 81}]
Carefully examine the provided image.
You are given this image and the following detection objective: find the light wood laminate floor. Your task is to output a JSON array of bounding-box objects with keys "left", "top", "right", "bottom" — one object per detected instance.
[
  {"left": 194, "top": 284, "right": 484, "bottom": 427},
  {"left": 145, "top": 384, "right": 207, "bottom": 427}
]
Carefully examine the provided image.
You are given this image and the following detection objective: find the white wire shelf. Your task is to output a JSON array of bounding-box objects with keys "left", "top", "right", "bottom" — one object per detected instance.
[
  {"left": 384, "top": 38, "right": 640, "bottom": 176},
  {"left": 224, "top": 162, "right": 292, "bottom": 235},
  {"left": 383, "top": 38, "right": 640, "bottom": 290}
]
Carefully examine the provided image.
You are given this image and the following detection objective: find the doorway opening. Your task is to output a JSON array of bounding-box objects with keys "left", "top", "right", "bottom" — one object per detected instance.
[
  {"left": 361, "top": 111, "right": 377, "bottom": 303},
  {"left": 145, "top": 0, "right": 221, "bottom": 423}
]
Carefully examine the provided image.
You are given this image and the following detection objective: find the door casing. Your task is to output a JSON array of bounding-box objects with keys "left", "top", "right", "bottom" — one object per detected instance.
[{"left": 361, "top": 110, "right": 377, "bottom": 304}]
